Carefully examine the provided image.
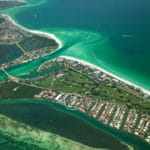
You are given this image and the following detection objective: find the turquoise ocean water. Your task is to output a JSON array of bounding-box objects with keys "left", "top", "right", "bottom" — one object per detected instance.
[
  {"left": 1, "top": 0, "right": 150, "bottom": 90},
  {"left": 0, "top": 0, "right": 150, "bottom": 149}
]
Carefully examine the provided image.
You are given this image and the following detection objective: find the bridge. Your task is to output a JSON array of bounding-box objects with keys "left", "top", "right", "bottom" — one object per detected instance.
[
  {"left": 1, "top": 68, "right": 19, "bottom": 83},
  {"left": 16, "top": 43, "right": 30, "bottom": 56}
]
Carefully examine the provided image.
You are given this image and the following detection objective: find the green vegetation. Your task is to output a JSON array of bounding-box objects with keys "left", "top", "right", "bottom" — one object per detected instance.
[
  {"left": 0, "top": 81, "right": 41, "bottom": 100},
  {"left": 38, "top": 69, "right": 150, "bottom": 114},
  {"left": 39, "top": 69, "right": 96, "bottom": 93},
  {"left": 0, "top": 45, "right": 22, "bottom": 64},
  {"left": 19, "top": 35, "right": 58, "bottom": 52}
]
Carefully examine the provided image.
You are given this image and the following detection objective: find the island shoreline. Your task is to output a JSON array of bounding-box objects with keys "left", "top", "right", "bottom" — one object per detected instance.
[
  {"left": 1, "top": 14, "right": 150, "bottom": 96},
  {"left": 0, "top": 2, "right": 149, "bottom": 150},
  {"left": 60, "top": 56, "right": 150, "bottom": 96},
  {"left": 1, "top": 14, "right": 62, "bottom": 50}
]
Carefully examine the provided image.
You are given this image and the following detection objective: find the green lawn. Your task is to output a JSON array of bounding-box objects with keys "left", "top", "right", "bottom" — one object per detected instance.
[{"left": 38, "top": 69, "right": 150, "bottom": 114}]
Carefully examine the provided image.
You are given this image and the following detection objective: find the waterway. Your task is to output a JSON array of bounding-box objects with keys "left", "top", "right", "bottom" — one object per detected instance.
[
  {"left": 1, "top": 0, "right": 150, "bottom": 90},
  {"left": 0, "top": 99, "right": 149, "bottom": 150},
  {"left": 0, "top": 0, "right": 150, "bottom": 149}
]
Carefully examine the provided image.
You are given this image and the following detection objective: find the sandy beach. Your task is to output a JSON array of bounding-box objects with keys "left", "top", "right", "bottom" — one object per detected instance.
[
  {"left": 1, "top": 14, "right": 62, "bottom": 50},
  {"left": 1, "top": 14, "right": 150, "bottom": 96},
  {"left": 60, "top": 56, "right": 150, "bottom": 96}
]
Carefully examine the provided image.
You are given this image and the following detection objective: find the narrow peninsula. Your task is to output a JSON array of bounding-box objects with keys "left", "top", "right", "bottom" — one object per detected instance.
[
  {"left": 0, "top": 3, "right": 149, "bottom": 149},
  {"left": 0, "top": 15, "right": 60, "bottom": 68}
]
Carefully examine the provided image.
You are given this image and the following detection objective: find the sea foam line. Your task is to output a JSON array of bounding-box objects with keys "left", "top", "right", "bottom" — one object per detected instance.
[
  {"left": 2, "top": 14, "right": 62, "bottom": 50},
  {"left": 1, "top": 15, "right": 150, "bottom": 96},
  {"left": 60, "top": 56, "right": 150, "bottom": 96}
]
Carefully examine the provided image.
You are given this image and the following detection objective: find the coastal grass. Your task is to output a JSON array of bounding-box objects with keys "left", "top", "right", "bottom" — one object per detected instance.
[
  {"left": 38, "top": 69, "right": 150, "bottom": 114},
  {"left": 0, "top": 81, "right": 41, "bottom": 100}
]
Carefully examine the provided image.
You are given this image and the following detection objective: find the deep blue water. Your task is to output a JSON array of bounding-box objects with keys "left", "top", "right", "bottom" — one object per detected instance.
[
  {"left": 10, "top": 0, "right": 150, "bottom": 90},
  {"left": 0, "top": 0, "right": 150, "bottom": 149}
]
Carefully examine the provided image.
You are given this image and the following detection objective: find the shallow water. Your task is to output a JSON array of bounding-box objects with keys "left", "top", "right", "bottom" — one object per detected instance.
[
  {"left": 0, "top": 100, "right": 149, "bottom": 150},
  {"left": 0, "top": 0, "right": 150, "bottom": 149},
  {"left": 2, "top": 0, "right": 150, "bottom": 90}
]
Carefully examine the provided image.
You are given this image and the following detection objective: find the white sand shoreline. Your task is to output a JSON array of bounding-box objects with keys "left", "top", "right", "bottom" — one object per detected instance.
[
  {"left": 1, "top": 14, "right": 62, "bottom": 50},
  {"left": 60, "top": 56, "right": 150, "bottom": 96},
  {"left": 1, "top": 14, "right": 150, "bottom": 96}
]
